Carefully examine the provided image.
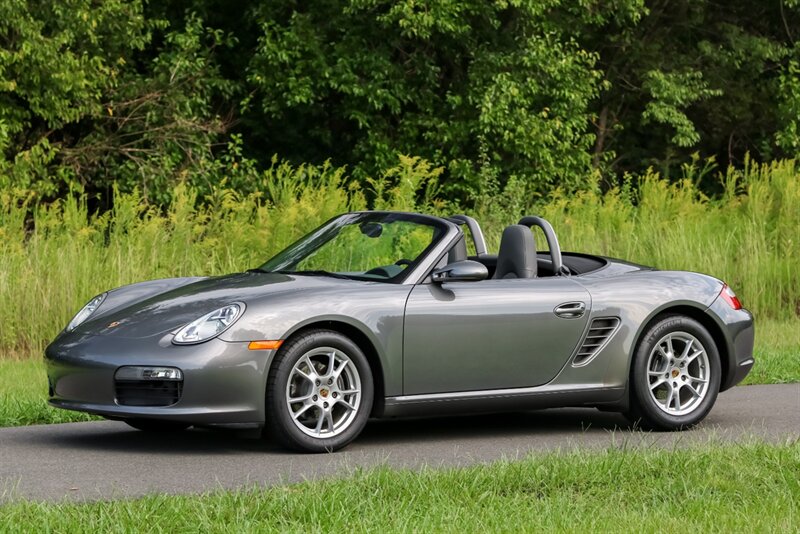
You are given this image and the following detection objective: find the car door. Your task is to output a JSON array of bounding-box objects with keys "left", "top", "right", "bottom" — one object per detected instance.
[{"left": 402, "top": 277, "right": 591, "bottom": 395}]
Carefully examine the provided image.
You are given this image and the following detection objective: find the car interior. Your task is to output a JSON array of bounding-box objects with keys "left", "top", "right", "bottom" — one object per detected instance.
[{"left": 446, "top": 215, "right": 608, "bottom": 278}]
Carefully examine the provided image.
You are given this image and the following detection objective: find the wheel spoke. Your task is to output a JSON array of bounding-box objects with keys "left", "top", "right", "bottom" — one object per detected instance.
[
  {"left": 666, "top": 335, "right": 675, "bottom": 356},
  {"left": 327, "top": 350, "right": 336, "bottom": 375},
  {"left": 665, "top": 387, "right": 675, "bottom": 409},
  {"left": 288, "top": 392, "right": 313, "bottom": 403},
  {"left": 680, "top": 338, "right": 694, "bottom": 359},
  {"left": 338, "top": 399, "right": 356, "bottom": 412},
  {"left": 292, "top": 403, "right": 314, "bottom": 421},
  {"left": 684, "top": 383, "right": 702, "bottom": 399},
  {"left": 686, "top": 365, "right": 707, "bottom": 382},
  {"left": 339, "top": 388, "right": 360, "bottom": 395},
  {"left": 314, "top": 412, "right": 325, "bottom": 435},
  {"left": 324, "top": 411, "right": 334, "bottom": 432},
  {"left": 673, "top": 386, "right": 683, "bottom": 410},
  {"left": 303, "top": 355, "right": 318, "bottom": 378},
  {"left": 686, "top": 349, "right": 704, "bottom": 364},
  {"left": 332, "top": 359, "right": 349, "bottom": 379},
  {"left": 649, "top": 377, "right": 667, "bottom": 390},
  {"left": 296, "top": 370, "right": 312, "bottom": 382}
]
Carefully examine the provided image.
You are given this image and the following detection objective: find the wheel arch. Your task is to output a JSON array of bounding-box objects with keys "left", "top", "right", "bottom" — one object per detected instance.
[
  {"left": 629, "top": 304, "right": 731, "bottom": 391},
  {"left": 278, "top": 319, "right": 386, "bottom": 417}
]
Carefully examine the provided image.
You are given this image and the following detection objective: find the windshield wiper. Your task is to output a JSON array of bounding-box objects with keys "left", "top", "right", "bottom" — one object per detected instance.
[
  {"left": 246, "top": 267, "right": 268, "bottom": 273},
  {"left": 274, "top": 269, "right": 352, "bottom": 280}
]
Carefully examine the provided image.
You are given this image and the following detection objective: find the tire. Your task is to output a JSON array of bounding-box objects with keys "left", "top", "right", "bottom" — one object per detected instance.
[
  {"left": 264, "top": 329, "right": 374, "bottom": 452},
  {"left": 125, "top": 419, "right": 191, "bottom": 432},
  {"left": 629, "top": 315, "right": 721, "bottom": 430}
]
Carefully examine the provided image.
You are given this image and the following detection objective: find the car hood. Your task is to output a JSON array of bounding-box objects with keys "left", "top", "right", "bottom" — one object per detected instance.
[{"left": 75, "top": 271, "right": 337, "bottom": 339}]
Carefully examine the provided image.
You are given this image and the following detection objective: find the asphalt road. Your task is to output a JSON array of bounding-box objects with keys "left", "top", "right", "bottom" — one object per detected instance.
[{"left": 1, "top": 384, "right": 798, "bottom": 502}]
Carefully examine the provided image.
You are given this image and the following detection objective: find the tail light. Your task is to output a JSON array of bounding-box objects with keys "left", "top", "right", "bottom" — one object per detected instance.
[{"left": 720, "top": 283, "right": 742, "bottom": 310}]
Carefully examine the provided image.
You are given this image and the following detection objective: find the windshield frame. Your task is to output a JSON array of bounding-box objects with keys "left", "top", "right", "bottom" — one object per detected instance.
[{"left": 257, "top": 211, "right": 455, "bottom": 284}]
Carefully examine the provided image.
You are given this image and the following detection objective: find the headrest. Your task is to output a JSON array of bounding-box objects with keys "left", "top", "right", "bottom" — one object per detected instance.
[{"left": 494, "top": 225, "right": 537, "bottom": 279}]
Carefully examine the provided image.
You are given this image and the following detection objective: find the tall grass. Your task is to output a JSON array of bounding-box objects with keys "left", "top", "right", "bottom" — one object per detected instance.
[
  {"left": 0, "top": 157, "right": 798, "bottom": 357},
  {"left": 0, "top": 156, "right": 441, "bottom": 355},
  {"left": 536, "top": 159, "right": 800, "bottom": 322}
]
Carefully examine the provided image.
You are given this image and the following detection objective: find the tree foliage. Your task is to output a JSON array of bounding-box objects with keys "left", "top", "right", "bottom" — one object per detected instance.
[
  {"left": 587, "top": 0, "right": 800, "bottom": 180},
  {"left": 0, "top": 1, "right": 233, "bottom": 203},
  {"left": 0, "top": 0, "right": 798, "bottom": 203},
  {"left": 243, "top": 0, "right": 614, "bottom": 196}
]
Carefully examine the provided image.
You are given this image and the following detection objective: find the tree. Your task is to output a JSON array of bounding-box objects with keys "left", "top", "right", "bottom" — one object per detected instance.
[
  {"left": 584, "top": 0, "right": 800, "bottom": 180},
  {"left": 2, "top": 0, "right": 799, "bottom": 203},
  {"left": 241, "top": 0, "right": 633, "bottom": 197},
  {"left": 0, "top": 1, "right": 234, "bottom": 203}
]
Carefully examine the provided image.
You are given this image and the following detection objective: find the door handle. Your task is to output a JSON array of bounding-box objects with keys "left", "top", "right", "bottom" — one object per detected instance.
[{"left": 554, "top": 302, "right": 586, "bottom": 319}]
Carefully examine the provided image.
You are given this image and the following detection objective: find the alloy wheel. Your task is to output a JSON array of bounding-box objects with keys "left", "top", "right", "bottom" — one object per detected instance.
[
  {"left": 646, "top": 331, "right": 710, "bottom": 416},
  {"left": 285, "top": 346, "right": 362, "bottom": 438}
]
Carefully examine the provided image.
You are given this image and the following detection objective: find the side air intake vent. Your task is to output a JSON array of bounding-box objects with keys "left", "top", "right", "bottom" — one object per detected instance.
[{"left": 573, "top": 317, "right": 620, "bottom": 366}]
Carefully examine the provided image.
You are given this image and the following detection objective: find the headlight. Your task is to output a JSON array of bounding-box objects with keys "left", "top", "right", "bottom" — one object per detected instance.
[
  {"left": 66, "top": 293, "right": 107, "bottom": 332},
  {"left": 172, "top": 303, "right": 243, "bottom": 345}
]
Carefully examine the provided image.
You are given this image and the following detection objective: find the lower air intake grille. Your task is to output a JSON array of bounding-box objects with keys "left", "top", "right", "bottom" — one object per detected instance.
[
  {"left": 573, "top": 317, "right": 620, "bottom": 366},
  {"left": 115, "top": 380, "right": 183, "bottom": 407}
]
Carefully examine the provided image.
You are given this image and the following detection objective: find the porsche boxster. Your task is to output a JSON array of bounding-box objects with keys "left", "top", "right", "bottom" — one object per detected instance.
[{"left": 46, "top": 211, "right": 754, "bottom": 452}]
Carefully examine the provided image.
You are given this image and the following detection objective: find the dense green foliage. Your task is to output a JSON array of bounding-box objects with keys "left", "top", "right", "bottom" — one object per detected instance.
[
  {"left": 0, "top": 1, "right": 233, "bottom": 202},
  {"left": 2, "top": 442, "right": 798, "bottom": 531},
  {"left": 1, "top": 1, "right": 799, "bottom": 202},
  {"left": 1, "top": 157, "right": 798, "bottom": 357}
]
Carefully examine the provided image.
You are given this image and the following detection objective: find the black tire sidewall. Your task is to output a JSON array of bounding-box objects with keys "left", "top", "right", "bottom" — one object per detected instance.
[
  {"left": 265, "top": 330, "right": 374, "bottom": 452},
  {"left": 632, "top": 315, "right": 721, "bottom": 430}
]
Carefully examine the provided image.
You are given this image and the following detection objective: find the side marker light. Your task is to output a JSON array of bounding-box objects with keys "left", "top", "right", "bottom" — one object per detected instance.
[{"left": 248, "top": 340, "right": 284, "bottom": 350}]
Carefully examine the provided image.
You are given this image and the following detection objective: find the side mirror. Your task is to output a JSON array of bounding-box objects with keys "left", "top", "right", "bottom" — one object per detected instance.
[
  {"left": 359, "top": 222, "right": 383, "bottom": 238},
  {"left": 431, "top": 260, "right": 488, "bottom": 283}
]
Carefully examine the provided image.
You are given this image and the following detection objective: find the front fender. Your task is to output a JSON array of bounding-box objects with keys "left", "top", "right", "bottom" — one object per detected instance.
[{"left": 219, "top": 284, "right": 412, "bottom": 396}]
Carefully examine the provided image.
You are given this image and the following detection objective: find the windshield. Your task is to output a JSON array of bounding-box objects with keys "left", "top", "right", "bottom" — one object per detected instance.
[{"left": 258, "top": 212, "right": 447, "bottom": 283}]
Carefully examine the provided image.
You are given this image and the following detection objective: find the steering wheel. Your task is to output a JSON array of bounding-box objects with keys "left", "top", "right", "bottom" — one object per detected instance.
[{"left": 395, "top": 259, "right": 413, "bottom": 267}]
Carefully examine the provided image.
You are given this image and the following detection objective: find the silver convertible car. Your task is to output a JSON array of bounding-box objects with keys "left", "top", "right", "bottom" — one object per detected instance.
[{"left": 46, "top": 211, "right": 754, "bottom": 452}]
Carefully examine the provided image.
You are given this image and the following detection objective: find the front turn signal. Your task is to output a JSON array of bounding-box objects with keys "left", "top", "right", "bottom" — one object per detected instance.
[{"left": 248, "top": 340, "right": 284, "bottom": 350}]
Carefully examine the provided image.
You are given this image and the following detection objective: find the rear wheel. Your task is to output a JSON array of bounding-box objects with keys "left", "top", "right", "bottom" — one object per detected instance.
[
  {"left": 264, "top": 329, "right": 374, "bottom": 452},
  {"left": 630, "top": 315, "right": 721, "bottom": 430},
  {"left": 125, "top": 419, "right": 191, "bottom": 432}
]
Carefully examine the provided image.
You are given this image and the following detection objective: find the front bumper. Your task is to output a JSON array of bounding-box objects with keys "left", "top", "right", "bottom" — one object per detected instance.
[{"left": 45, "top": 332, "right": 276, "bottom": 425}]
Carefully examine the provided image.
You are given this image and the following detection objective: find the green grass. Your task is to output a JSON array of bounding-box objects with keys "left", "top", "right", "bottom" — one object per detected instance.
[
  {"left": 742, "top": 320, "right": 800, "bottom": 385},
  {"left": 1, "top": 441, "right": 797, "bottom": 531},
  {"left": 0, "top": 317, "right": 796, "bottom": 428},
  {"left": 0, "top": 359, "right": 98, "bottom": 426}
]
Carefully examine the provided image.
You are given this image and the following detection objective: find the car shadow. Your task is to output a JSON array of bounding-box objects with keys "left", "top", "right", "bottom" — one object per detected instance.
[
  {"left": 24, "top": 407, "right": 638, "bottom": 456},
  {"left": 23, "top": 424, "right": 272, "bottom": 455},
  {"left": 358, "top": 408, "right": 636, "bottom": 445}
]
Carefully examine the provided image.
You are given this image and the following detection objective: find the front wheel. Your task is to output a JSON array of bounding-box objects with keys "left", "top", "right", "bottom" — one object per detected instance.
[
  {"left": 630, "top": 315, "right": 721, "bottom": 430},
  {"left": 264, "top": 330, "right": 374, "bottom": 452}
]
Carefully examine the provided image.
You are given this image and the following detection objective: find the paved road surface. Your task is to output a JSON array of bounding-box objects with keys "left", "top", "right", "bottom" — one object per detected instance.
[{"left": 1, "top": 384, "right": 797, "bottom": 502}]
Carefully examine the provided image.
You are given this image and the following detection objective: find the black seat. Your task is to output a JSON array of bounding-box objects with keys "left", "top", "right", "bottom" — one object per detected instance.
[{"left": 493, "top": 225, "right": 537, "bottom": 279}]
